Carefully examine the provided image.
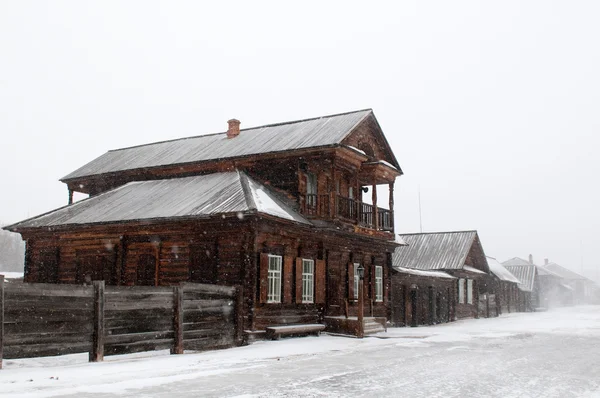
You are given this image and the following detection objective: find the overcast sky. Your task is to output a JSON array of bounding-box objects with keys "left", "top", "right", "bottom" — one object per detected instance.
[{"left": 1, "top": 1, "right": 598, "bottom": 281}]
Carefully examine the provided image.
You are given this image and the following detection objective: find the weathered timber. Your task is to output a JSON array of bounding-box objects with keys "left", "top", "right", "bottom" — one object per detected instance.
[
  {"left": 0, "top": 275, "right": 4, "bottom": 369},
  {"left": 105, "top": 330, "right": 175, "bottom": 345},
  {"left": 6, "top": 282, "right": 92, "bottom": 296},
  {"left": 172, "top": 286, "right": 183, "bottom": 354},
  {"left": 5, "top": 331, "right": 91, "bottom": 346},
  {"left": 4, "top": 320, "right": 93, "bottom": 336},
  {"left": 4, "top": 342, "right": 92, "bottom": 359},
  {"left": 90, "top": 280, "right": 105, "bottom": 362}
]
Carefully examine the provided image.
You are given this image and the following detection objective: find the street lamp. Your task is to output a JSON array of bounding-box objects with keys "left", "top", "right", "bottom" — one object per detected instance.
[{"left": 357, "top": 264, "right": 365, "bottom": 338}]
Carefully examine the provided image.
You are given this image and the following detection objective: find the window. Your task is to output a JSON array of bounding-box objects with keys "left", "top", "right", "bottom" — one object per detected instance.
[
  {"left": 268, "top": 255, "right": 282, "bottom": 303},
  {"left": 302, "top": 259, "right": 314, "bottom": 303},
  {"left": 375, "top": 265, "right": 383, "bottom": 302},
  {"left": 354, "top": 263, "right": 360, "bottom": 299},
  {"left": 458, "top": 278, "right": 465, "bottom": 304},
  {"left": 467, "top": 279, "right": 473, "bottom": 304}
]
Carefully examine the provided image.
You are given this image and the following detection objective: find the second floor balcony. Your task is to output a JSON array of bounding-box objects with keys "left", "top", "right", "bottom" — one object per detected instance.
[{"left": 303, "top": 193, "right": 394, "bottom": 232}]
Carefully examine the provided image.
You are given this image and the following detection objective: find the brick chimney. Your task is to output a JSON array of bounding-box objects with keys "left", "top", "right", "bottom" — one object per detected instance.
[
  {"left": 544, "top": 258, "right": 549, "bottom": 265},
  {"left": 227, "top": 119, "right": 241, "bottom": 139},
  {"left": 529, "top": 254, "right": 533, "bottom": 264}
]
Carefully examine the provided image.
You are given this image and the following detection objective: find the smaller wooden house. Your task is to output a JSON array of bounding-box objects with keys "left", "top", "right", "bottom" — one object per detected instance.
[
  {"left": 536, "top": 265, "right": 573, "bottom": 308},
  {"left": 391, "top": 231, "right": 492, "bottom": 321},
  {"left": 390, "top": 267, "right": 456, "bottom": 327},
  {"left": 503, "top": 257, "right": 539, "bottom": 312},
  {"left": 486, "top": 256, "right": 521, "bottom": 314},
  {"left": 542, "top": 261, "right": 598, "bottom": 305}
]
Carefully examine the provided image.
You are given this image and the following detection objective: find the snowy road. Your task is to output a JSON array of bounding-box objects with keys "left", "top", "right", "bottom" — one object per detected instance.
[{"left": 1, "top": 306, "right": 599, "bottom": 397}]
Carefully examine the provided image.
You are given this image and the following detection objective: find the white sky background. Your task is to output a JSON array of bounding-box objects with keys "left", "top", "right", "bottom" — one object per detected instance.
[{"left": 0, "top": 1, "right": 598, "bottom": 281}]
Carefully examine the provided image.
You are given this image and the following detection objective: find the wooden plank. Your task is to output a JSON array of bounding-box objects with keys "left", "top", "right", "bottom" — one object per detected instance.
[
  {"left": 90, "top": 281, "right": 104, "bottom": 362},
  {"left": 5, "top": 283, "right": 93, "bottom": 298},
  {"left": 104, "top": 300, "right": 174, "bottom": 311},
  {"left": 5, "top": 331, "right": 92, "bottom": 346},
  {"left": 181, "top": 282, "right": 236, "bottom": 297},
  {"left": 3, "top": 342, "right": 92, "bottom": 360},
  {"left": 105, "top": 286, "right": 173, "bottom": 295},
  {"left": 182, "top": 299, "right": 231, "bottom": 310},
  {"left": 105, "top": 330, "right": 174, "bottom": 345},
  {"left": 5, "top": 310, "right": 93, "bottom": 324},
  {"left": 172, "top": 286, "right": 183, "bottom": 355},
  {"left": 0, "top": 275, "right": 4, "bottom": 369},
  {"left": 4, "top": 319, "right": 92, "bottom": 335},
  {"left": 4, "top": 299, "right": 94, "bottom": 311},
  {"left": 184, "top": 328, "right": 233, "bottom": 340}
]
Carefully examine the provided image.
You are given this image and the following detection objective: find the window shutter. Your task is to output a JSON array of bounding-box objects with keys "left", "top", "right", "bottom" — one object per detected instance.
[
  {"left": 283, "top": 256, "right": 293, "bottom": 303},
  {"left": 259, "top": 253, "right": 269, "bottom": 304},
  {"left": 347, "top": 262, "right": 354, "bottom": 299},
  {"left": 315, "top": 259, "right": 326, "bottom": 304},
  {"left": 295, "top": 257, "right": 303, "bottom": 303}
]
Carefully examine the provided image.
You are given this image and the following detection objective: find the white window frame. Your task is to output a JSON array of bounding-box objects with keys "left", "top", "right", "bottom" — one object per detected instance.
[
  {"left": 467, "top": 279, "right": 473, "bottom": 304},
  {"left": 267, "top": 255, "right": 282, "bottom": 303},
  {"left": 302, "top": 259, "right": 314, "bottom": 303},
  {"left": 375, "top": 265, "right": 383, "bottom": 302},
  {"left": 458, "top": 278, "right": 465, "bottom": 304},
  {"left": 354, "top": 263, "right": 360, "bottom": 299}
]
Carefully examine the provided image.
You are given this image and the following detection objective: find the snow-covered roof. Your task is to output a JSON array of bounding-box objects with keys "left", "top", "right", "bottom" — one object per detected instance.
[
  {"left": 543, "top": 262, "right": 588, "bottom": 281},
  {"left": 503, "top": 263, "right": 537, "bottom": 292},
  {"left": 486, "top": 256, "right": 521, "bottom": 283},
  {"left": 393, "top": 230, "right": 488, "bottom": 272},
  {"left": 502, "top": 257, "right": 531, "bottom": 267},
  {"left": 463, "top": 265, "right": 487, "bottom": 275},
  {"left": 7, "top": 171, "right": 310, "bottom": 230},
  {"left": 62, "top": 109, "right": 401, "bottom": 181},
  {"left": 393, "top": 267, "right": 456, "bottom": 279}
]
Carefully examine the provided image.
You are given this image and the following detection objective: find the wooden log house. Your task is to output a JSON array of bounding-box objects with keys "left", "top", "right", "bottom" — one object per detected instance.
[
  {"left": 391, "top": 231, "right": 492, "bottom": 320},
  {"left": 485, "top": 256, "right": 521, "bottom": 314},
  {"left": 4, "top": 109, "right": 402, "bottom": 336},
  {"left": 502, "top": 257, "right": 539, "bottom": 312}
]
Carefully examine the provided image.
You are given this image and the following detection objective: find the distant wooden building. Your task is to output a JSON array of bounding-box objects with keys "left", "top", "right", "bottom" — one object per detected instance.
[
  {"left": 5, "top": 109, "right": 402, "bottom": 336},
  {"left": 391, "top": 231, "right": 492, "bottom": 321},
  {"left": 541, "top": 261, "right": 598, "bottom": 305},
  {"left": 502, "top": 257, "right": 539, "bottom": 312},
  {"left": 486, "top": 256, "right": 521, "bottom": 314}
]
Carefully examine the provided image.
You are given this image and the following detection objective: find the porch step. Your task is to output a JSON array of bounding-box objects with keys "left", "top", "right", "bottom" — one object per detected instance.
[{"left": 363, "top": 319, "right": 385, "bottom": 335}]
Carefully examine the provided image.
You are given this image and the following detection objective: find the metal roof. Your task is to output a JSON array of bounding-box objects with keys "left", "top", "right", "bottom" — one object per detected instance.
[
  {"left": 7, "top": 171, "right": 310, "bottom": 230},
  {"left": 503, "top": 264, "right": 537, "bottom": 292},
  {"left": 486, "top": 256, "right": 521, "bottom": 284},
  {"left": 542, "top": 262, "right": 587, "bottom": 281},
  {"left": 392, "top": 231, "right": 482, "bottom": 271},
  {"left": 62, "top": 109, "right": 389, "bottom": 181},
  {"left": 502, "top": 257, "right": 531, "bottom": 267}
]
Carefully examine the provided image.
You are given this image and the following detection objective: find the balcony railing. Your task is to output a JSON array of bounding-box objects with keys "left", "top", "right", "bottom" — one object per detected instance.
[{"left": 304, "top": 194, "right": 394, "bottom": 232}]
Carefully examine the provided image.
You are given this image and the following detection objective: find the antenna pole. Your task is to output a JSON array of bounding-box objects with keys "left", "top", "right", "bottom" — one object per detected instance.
[{"left": 418, "top": 185, "right": 423, "bottom": 233}]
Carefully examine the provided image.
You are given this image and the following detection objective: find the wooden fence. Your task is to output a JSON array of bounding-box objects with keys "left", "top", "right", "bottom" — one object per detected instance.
[{"left": 0, "top": 275, "right": 243, "bottom": 368}]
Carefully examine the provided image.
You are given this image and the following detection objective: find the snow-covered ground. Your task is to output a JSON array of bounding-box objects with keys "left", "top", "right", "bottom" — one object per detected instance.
[{"left": 1, "top": 306, "right": 599, "bottom": 397}]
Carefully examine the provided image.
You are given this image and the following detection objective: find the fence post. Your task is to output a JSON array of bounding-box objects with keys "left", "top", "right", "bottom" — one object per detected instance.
[
  {"left": 0, "top": 275, "right": 4, "bottom": 370},
  {"left": 234, "top": 286, "right": 244, "bottom": 345},
  {"left": 486, "top": 295, "right": 490, "bottom": 318},
  {"left": 171, "top": 285, "right": 184, "bottom": 355},
  {"left": 90, "top": 281, "right": 105, "bottom": 362}
]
